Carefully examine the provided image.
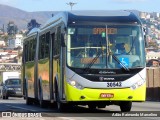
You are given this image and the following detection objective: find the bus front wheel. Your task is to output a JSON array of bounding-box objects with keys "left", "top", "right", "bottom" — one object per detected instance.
[
  {"left": 55, "top": 85, "right": 68, "bottom": 112},
  {"left": 119, "top": 101, "right": 132, "bottom": 112},
  {"left": 88, "top": 104, "right": 97, "bottom": 109}
]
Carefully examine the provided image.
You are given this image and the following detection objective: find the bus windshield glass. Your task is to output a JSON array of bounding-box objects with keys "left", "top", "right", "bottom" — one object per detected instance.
[{"left": 67, "top": 24, "right": 145, "bottom": 69}]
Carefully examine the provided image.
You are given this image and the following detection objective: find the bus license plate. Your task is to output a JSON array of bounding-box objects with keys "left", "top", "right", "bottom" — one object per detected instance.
[{"left": 100, "top": 93, "right": 114, "bottom": 98}]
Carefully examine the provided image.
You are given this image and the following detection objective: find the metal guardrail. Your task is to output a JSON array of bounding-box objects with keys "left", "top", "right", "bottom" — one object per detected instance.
[{"left": 0, "top": 63, "right": 21, "bottom": 72}]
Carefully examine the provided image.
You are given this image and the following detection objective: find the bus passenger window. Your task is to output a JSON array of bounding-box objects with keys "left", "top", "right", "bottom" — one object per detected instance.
[
  {"left": 24, "top": 43, "right": 29, "bottom": 62},
  {"left": 45, "top": 32, "right": 50, "bottom": 58},
  {"left": 30, "top": 39, "right": 36, "bottom": 61},
  {"left": 28, "top": 40, "right": 32, "bottom": 61},
  {"left": 53, "top": 26, "right": 61, "bottom": 58},
  {"left": 39, "top": 34, "right": 45, "bottom": 59}
]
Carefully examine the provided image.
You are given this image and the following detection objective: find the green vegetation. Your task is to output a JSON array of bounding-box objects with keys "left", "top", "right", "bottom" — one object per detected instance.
[
  {"left": 148, "top": 41, "right": 159, "bottom": 49},
  {"left": 0, "top": 75, "right": 2, "bottom": 83},
  {"left": 0, "top": 34, "right": 8, "bottom": 42}
]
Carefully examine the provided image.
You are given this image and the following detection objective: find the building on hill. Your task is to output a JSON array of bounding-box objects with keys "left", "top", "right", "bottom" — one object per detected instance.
[
  {"left": 146, "top": 51, "right": 160, "bottom": 61},
  {"left": 0, "top": 40, "right": 5, "bottom": 47},
  {"left": 8, "top": 34, "right": 23, "bottom": 48}
]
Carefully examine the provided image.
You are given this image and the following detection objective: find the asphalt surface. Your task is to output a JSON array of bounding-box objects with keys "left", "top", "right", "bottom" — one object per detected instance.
[{"left": 0, "top": 97, "right": 159, "bottom": 120}]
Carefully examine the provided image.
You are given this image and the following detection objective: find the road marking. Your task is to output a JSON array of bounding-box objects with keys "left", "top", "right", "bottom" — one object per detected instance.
[
  {"left": 6, "top": 105, "right": 55, "bottom": 112},
  {"left": 6, "top": 105, "right": 72, "bottom": 120},
  {"left": 6, "top": 105, "right": 38, "bottom": 112}
]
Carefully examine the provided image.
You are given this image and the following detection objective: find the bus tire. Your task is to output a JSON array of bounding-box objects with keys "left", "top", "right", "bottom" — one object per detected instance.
[
  {"left": 88, "top": 104, "right": 97, "bottom": 109},
  {"left": 57, "top": 101, "right": 67, "bottom": 112},
  {"left": 55, "top": 82, "right": 67, "bottom": 112},
  {"left": 97, "top": 104, "right": 106, "bottom": 108},
  {"left": 38, "top": 78, "right": 46, "bottom": 108},
  {"left": 56, "top": 92, "right": 65, "bottom": 112},
  {"left": 26, "top": 97, "right": 33, "bottom": 105},
  {"left": 120, "top": 101, "right": 132, "bottom": 112},
  {"left": 25, "top": 80, "right": 33, "bottom": 105},
  {"left": 39, "top": 91, "right": 45, "bottom": 108},
  {"left": 26, "top": 88, "right": 33, "bottom": 105}
]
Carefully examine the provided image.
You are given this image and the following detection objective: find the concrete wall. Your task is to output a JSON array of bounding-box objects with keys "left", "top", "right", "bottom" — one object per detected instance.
[{"left": 146, "top": 67, "right": 160, "bottom": 101}]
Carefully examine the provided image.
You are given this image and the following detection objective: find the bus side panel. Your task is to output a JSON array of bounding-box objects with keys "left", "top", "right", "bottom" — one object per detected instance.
[
  {"left": 25, "top": 62, "right": 35, "bottom": 98},
  {"left": 38, "top": 59, "right": 50, "bottom": 100}
]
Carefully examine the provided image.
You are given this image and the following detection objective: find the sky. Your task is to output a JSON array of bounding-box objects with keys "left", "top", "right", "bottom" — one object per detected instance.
[{"left": 0, "top": 0, "right": 160, "bottom": 13}]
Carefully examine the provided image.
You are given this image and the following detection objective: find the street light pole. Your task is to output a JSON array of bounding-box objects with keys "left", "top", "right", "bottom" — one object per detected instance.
[{"left": 66, "top": 2, "right": 77, "bottom": 11}]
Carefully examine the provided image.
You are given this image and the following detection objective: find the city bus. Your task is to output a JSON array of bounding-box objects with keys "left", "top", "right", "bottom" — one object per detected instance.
[{"left": 22, "top": 10, "right": 146, "bottom": 112}]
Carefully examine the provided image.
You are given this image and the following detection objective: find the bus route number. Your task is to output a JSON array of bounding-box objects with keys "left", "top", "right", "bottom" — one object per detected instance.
[{"left": 107, "top": 82, "right": 122, "bottom": 87}]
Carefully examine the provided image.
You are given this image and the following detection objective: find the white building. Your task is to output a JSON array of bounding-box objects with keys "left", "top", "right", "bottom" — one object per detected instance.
[
  {"left": 146, "top": 52, "right": 160, "bottom": 60},
  {"left": 0, "top": 52, "right": 8, "bottom": 55},
  {"left": 0, "top": 40, "right": 5, "bottom": 46},
  {"left": 8, "top": 34, "right": 23, "bottom": 48},
  {"left": 152, "top": 12, "right": 160, "bottom": 18},
  {"left": 140, "top": 12, "right": 147, "bottom": 19}
]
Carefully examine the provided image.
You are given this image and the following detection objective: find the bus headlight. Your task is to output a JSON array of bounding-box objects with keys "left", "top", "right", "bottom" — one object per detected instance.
[
  {"left": 67, "top": 79, "right": 84, "bottom": 90},
  {"left": 131, "top": 80, "right": 145, "bottom": 90}
]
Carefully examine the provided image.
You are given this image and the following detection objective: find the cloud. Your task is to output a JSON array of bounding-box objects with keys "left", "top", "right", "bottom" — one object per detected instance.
[
  {"left": 113, "top": 0, "right": 146, "bottom": 3},
  {"left": 0, "top": 0, "right": 19, "bottom": 5}
]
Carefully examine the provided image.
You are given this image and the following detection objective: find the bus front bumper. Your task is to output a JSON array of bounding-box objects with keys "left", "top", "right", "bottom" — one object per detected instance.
[{"left": 65, "top": 83, "right": 146, "bottom": 102}]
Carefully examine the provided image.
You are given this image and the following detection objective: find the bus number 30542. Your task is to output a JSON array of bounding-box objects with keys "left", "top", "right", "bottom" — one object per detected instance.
[{"left": 107, "top": 82, "right": 122, "bottom": 87}]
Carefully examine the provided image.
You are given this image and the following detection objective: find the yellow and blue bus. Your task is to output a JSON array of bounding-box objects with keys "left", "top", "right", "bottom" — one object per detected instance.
[{"left": 22, "top": 10, "right": 146, "bottom": 112}]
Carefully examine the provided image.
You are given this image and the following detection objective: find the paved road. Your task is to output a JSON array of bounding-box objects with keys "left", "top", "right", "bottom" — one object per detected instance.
[{"left": 0, "top": 97, "right": 159, "bottom": 120}]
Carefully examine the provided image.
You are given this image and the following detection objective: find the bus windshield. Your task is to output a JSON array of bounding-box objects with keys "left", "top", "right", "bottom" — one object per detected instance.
[{"left": 67, "top": 24, "right": 145, "bottom": 69}]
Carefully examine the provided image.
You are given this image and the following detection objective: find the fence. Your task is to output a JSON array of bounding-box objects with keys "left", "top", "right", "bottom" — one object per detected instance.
[{"left": 146, "top": 67, "right": 160, "bottom": 101}]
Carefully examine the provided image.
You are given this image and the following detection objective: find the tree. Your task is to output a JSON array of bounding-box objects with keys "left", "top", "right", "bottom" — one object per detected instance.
[
  {"left": 7, "top": 21, "right": 18, "bottom": 35},
  {"left": 27, "top": 19, "right": 41, "bottom": 32},
  {"left": 148, "top": 41, "right": 159, "bottom": 49}
]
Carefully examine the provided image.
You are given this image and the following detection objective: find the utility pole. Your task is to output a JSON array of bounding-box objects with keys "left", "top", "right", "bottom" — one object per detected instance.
[
  {"left": 3, "top": 24, "right": 5, "bottom": 33},
  {"left": 66, "top": 2, "right": 77, "bottom": 11}
]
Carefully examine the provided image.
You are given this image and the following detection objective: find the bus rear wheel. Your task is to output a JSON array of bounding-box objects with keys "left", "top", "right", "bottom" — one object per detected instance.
[
  {"left": 38, "top": 80, "right": 46, "bottom": 108},
  {"left": 57, "top": 101, "right": 68, "bottom": 112},
  {"left": 56, "top": 89, "right": 68, "bottom": 112},
  {"left": 26, "top": 97, "right": 33, "bottom": 105},
  {"left": 39, "top": 94, "right": 46, "bottom": 108},
  {"left": 119, "top": 101, "right": 132, "bottom": 112}
]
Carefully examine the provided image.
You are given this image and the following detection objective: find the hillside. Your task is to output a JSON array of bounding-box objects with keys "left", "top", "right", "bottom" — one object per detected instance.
[{"left": 0, "top": 4, "right": 57, "bottom": 30}]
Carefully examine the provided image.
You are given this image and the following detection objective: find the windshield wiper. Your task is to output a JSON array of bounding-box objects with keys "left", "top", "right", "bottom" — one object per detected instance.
[
  {"left": 83, "top": 41, "right": 104, "bottom": 73},
  {"left": 111, "top": 53, "right": 130, "bottom": 72},
  {"left": 83, "top": 50, "right": 102, "bottom": 73}
]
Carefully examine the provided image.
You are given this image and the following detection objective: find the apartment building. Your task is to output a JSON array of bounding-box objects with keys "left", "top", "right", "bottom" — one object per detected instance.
[{"left": 8, "top": 34, "right": 23, "bottom": 48}]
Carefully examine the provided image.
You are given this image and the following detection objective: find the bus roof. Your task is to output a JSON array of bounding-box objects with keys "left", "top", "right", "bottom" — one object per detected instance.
[
  {"left": 41, "top": 10, "right": 141, "bottom": 31},
  {"left": 67, "top": 10, "right": 141, "bottom": 24},
  {"left": 68, "top": 10, "right": 134, "bottom": 17},
  {"left": 27, "top": 28, "right": 39, "bottom": 37}
]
